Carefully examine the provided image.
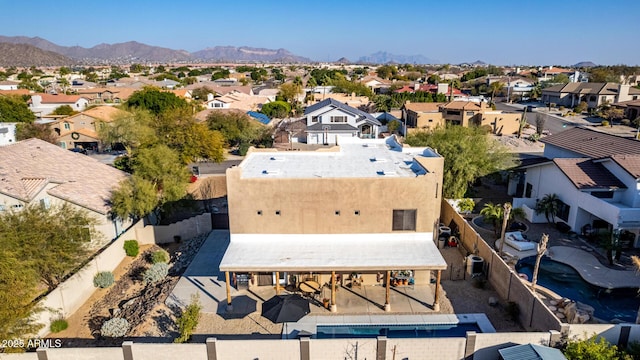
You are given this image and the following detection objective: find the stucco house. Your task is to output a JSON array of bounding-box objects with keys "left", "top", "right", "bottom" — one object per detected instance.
[
  {"left": 541, "top": 83, "right": 640, "bottom": 110},
  {"left": 0, "top": 80, "right": 19, "bottom": 90},
  {"left": 52, "top": 106, "right": 130, "bottom": 151},
  {"left": 0, "top": 122, "right": 17, "bottom": 146},
  {"left": 0, "top": 139, "right": 131, "bottom": 246},
  {"left": 303, "top": 98, "right": 381, "bottom": 144},
  {"left": 510, "top": 127, "right": 640, "bottom": 248},
  {"left": 220, "top": 135, "right": 446, "bottom": 312},
  {"left": 29, "top": 93, "right": 89, "bottom": 116}
]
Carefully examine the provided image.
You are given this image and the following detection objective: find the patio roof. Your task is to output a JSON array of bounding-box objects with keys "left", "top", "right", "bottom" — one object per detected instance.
[{"left": 219, "top": 233, "right": 447, "bottom": 273}]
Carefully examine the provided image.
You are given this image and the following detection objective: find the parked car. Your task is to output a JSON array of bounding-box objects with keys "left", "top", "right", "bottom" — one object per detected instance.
[{"left": 69, "top": 148, "right": 87, "bottom": 155}]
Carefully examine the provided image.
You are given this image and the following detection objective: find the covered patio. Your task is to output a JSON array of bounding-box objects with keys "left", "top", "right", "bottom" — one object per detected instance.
[{"left": 219, "top": 234, "right": 447, "bottom": 313}]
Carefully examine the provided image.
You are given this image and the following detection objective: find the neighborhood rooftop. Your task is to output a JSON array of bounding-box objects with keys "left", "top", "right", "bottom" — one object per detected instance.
[
  {"left": 238, "top": 136, "right": 440, "bottom": 179},
  {"left": 0, "top": 138, "right": 128, "bottom": 214},
  {"left": 541, "top": 127, "right": 640, "bottom": 158}
]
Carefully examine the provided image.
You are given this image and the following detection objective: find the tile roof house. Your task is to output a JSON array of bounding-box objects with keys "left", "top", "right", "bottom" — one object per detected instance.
[
  {"left": 613, "top": 99, "right": 640, "bottom": 121},
  {"left": 303, "top": 98, "right": 381, "bottom": 144},
  {"left": 541, "top": 83, "right": 640, "bottom": 110},
  {"left": 0, "top": 139, "right": 131, "bottom": 246},
  {"left": 511, "top": 127, "right": 640, "bottom": 247},
  {"left": 29, "top": 93, "right": 90, "bottom": 116},
  {"left": 0, "top": 80, "right": 19, "bottom": 90},
  {"left": 52, "top": 106, "right": 130, "bottom": 151}
]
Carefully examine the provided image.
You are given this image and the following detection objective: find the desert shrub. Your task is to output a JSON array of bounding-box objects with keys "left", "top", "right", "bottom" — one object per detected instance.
[
  {"left": 143, "top": 262, "right": 169, "bottom": 284},
  {"left": 457, "top": 198, "right": 476, "bottom": 214},
  {"left": 50, "top": 318, "right": 68, "bottom": 333},
  {"left": 175, "top": 295, "right": 202, "bottom": 343},
  {"left": 559, "top": 106, "right": 565, "bottom": 111},
  {"left": 563, "top": 336, "right": 627, "bottom": 359},
  {"left": 621, "top": 119, "right": 631, "bottom": 126},
  {"left": 527, "top": 133, "right": 541, "bottom": 142},
  {"left": 479, "top": 124, "right": 493, "bottom": 134},
  {"left": 93, "top": 271, "right": 115, "bottom": 288},
  {"left": 123, "top": 240, "right": 139, "bottom": 257},
  {"left": 150, "top": 249, "right": 170, "bottom": 264},
  {"left": 601, "top": 120, "right": 610, "bottom": 127},
  {"left": 100, "top": 318, "right": 129, "bottom": 338}
]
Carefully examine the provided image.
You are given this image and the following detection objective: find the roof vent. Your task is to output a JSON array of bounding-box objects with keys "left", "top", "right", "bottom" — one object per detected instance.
[
  {"left": 370, "top": 157, "right": 387, "bottom": 162},
  {"left": 270, "top": 156, "right": 285, "bottom": 161},
  {"left": 377, "top": 170, "right": 397, "bottom": 176},
  {"left": 262, "top": 169, "right": 280, "bottom": 175}
]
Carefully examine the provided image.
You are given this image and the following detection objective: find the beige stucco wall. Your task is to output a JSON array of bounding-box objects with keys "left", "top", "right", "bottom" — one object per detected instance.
[
  {"left": 475, "top": 112, "right": 522, "bottom": 135},
  {"left": 407, "top": 111, "right": 445, "bottom": 132},
  {"left": 226, "top": 158, "right": 443, "bottom": 235}
]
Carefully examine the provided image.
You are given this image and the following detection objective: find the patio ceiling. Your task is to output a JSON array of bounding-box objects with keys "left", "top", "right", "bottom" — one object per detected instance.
[{"left": 219, "top": 233, "right": 447, "bottom": 273}]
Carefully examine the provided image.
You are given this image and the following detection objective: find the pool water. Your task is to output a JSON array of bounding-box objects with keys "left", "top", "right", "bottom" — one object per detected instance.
[
  {"left": 316, "top": 323, "right": 480, "bottom": 339},
  {"left": 516, "top": 257, "right": 640, "bottom": 323}
]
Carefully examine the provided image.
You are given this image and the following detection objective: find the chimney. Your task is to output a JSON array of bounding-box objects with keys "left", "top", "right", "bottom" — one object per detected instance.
[
  {"left": 618, "top": 84, "right": 631, "bottom": 102},
  {"left": 207, "top": 93, "right": 214, "bottom": 101}
]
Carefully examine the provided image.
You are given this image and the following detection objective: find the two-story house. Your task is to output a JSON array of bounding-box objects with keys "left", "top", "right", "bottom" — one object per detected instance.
[
  {"left": 541, "top": 83, "right": 640, "bottom": 110},
  {"left": 510, "top": 127, "right": 640, "bottom": 247},
  {"left": 29, "top": 93, "right": 89, "bottom": 116},
  {"left": 52, "top": 106, "right": 129, "bottom": 151},
  {"left": 304, "top": 98, "right": 381, "bottom": 145},
  {"left": 220, "top": 135, "right": 446, "bottom": 312}
]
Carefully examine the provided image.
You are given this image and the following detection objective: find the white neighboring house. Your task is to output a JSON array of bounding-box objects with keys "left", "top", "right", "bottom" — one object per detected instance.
[
  {"left": 510, "top": 127, "right": 640, "bottom": 248},
  {"left": 0, "top": 123, "right": 17, "bottom": 146},
  {"left": 0, "top": 80, "right": 19, "bottom": 90},
  {"left": 0, "top": 139, "right": 132, "bottom": 246},
  {"left": 304, "top": 98, "right": 381, "bottom": 145},
  {"left": 29, "top": 93, "right": 89, "bottom": 116}
]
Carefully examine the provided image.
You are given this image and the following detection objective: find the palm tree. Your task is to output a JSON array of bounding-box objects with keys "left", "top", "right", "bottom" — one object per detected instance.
[
  {"left": 489, "top": 81, "right": 504, "bottom": 104},
  {"left": 535, "top": 194, "right": 560, "bottom": 224},
  {"left": 480, "top": 202, "right": 525, "bottom": 237}
]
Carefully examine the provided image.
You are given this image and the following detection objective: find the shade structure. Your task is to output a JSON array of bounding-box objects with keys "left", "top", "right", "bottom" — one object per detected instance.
[{"left": 261, "top": 294, "right": 310, "bottom": 323}]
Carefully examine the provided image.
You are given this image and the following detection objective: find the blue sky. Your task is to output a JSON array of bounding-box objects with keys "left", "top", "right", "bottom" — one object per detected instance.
[{"left": 2, "top": 0, "right": 639, "bottom": 65}]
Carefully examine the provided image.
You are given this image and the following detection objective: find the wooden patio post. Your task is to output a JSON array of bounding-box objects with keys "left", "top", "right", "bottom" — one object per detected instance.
[
  {"left": 384, "top": 270, "right": 391, "bottom": 312},
  {"left": 330, "top": 271, "right": 337, "bottom": 312},
  {"left": 225, "top": 271, "right": 233, "bottom": 311},
  {"left": 275, "top": 271, "right": 281, "bottom": 295},
  {"left": 433, "top": 270, "right": 441, "bottom": 312}
]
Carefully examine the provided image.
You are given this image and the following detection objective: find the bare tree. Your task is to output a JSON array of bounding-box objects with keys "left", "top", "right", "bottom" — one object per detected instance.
[
  {"left": 499, "top": 203, "right": 512, "bottom": 257},
  {"left": 530, "top": 234, "right": 549, "bottom": 292}
]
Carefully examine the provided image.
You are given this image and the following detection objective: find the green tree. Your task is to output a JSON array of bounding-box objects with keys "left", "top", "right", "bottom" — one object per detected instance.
[
  {"left": 376, "top": 65, "right": 398, "bottom": 80},
  {"left": 98, "top": 109, "right": 157, "bottom": 154},
  {"left": 111, "top": 145, "right": 190, "bottom": 221},
  {"left": 278, "top": 82, "right": 303, "bottom": 104},
  {"left": 157, "top": 109, "right": 225, "bottom": 164},
  {"left": 58, "top": 67, "right": 71, "bottom": 76},
  {"left": 553, "top": 73, "right": 570, "bottom": 84},
  {"left": 0, "top": 250, "right": 42, "bottom": 343},
  {"left": 126, "top": 87, "right": 189, "bottom": 116},
  {"left": 16, "top": 123, "right": 58, "bottom": 143},
  {"left": 51, "top": 105, "right": 76, "bottom": 116},
  {"left": 489, "top": 81, "right": 504, "bottom": 103},
  {"left": 0, "top": 96, "right": 36, "bottom": 123},
  {"left": 563, "top": 336, "right": 630, "bottom": 360},
  {"left": 207, "top": 111, "right": 263, "bottom": 147},
  {"left": 0, "top": 204, "right": 98, "bottom": 290},
  {"left": 574, "top": 101, "right": 588, "bottom": 113},
  {"left": 191, "top": 86, "right": 215, "bottom": 102},
  {"left": 261, "top": 101, "right": 291, "bottom": 118},
  {"left": 535, "top": 193, "right": 560, "bottom": 224},
  {"left": 387, "top": 119, "right": 401, "bottom": 134},
  {"left": 405, "top": 126, "right": 511, "bottom": 198},
  {"left": 480, "top": 202, "right": 525, "bottom": 236}
]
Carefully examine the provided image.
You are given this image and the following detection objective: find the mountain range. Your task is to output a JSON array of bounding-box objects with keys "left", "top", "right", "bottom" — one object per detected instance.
[
  {"left": 0, "top": 36, "right": 444, "bottom": 66},
  {"left": 0, "top": 42, "right": 73, "bottom": 67}
]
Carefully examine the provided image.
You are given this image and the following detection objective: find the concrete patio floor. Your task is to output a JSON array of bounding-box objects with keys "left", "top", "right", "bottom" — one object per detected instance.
[{"left": 168, "top": 230, "right": 439, "bottom": 320}]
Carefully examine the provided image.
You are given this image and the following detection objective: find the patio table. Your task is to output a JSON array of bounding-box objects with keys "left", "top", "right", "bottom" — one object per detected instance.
[{"left": 298, "top": 280, "right": 320, "bottom": 297}]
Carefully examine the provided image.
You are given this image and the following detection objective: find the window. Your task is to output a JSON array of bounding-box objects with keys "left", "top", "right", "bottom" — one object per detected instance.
[
  {"left": 447, "top": 110, "right": 461, "bottom": 116},
  {"left": 525, "top": 183, "right": 533, "bottom": 198},
  {"left": 275, "top": 210, "right": 281, "bottom": 216},
  {"left": 589, "top": 95, "right": 596, "bottom": 102},
  {"left": 335, "top": 210, "right": 340, "bottom": 216},
  {"left": 257, "top": 210, "right": 262, "bottom": 215},
  {"left": 311, "top": 116, "right": 320, "bottom": 123},
  {"left": 591, "top": 191, "right": 614, "bottom": 199},
  {"left": 330, "top": 116, "right": 347, "bottom": 123},
  {"left": 557, "top": 200, "right": 570, "bottom": 222},
  {"left": 392, "top": 209, "right": 417, "bottom": 231},
  {"left": 0, "top": 204, "right": 5, "bottom": 211},
  {"left": 354, "top": 210, "right": 360, "bottom": 215},
  {"left": 64, "top": 122, "right": 70, "bottom": 130},
  {"left": 466, "top": 111, "right": 475, "bottom": 116}
]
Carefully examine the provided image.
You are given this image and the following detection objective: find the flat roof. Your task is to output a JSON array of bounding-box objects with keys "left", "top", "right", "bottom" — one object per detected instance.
[
  {"left": 239, "top": 136, "right": 441, "bottom": 179},
  {"left": 219, "top": 233, "right": 447, "bottom": 272}
]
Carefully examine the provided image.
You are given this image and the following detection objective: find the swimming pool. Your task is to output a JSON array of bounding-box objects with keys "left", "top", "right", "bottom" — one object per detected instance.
[
  {"left": 516, "top": 257, "right": 640, "bottom": 323},
  {"left": 316, "top": 323, "right": 481, "bottom": 339}
]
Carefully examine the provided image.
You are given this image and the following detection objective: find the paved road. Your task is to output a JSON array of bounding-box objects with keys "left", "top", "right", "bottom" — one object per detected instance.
[{"left": 495, "top": 102, "right": 575, "bottom": 135}]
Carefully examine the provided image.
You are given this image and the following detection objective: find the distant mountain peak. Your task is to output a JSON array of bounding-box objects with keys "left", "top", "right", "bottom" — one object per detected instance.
[
  {"left": 192, "top": 45, "right": 311, "bottom": 63},
  {"left": 335, "top": 57, "right": 350, "bottom": 64},
  {"left": 573, "top": 61, "right": 597, "bottom": 68},
  {"left": 357, "top": 51, "right": 438, "bottom": 64}
]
